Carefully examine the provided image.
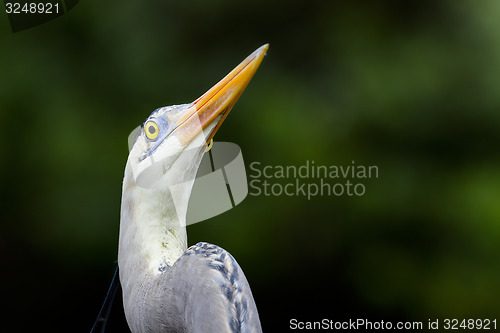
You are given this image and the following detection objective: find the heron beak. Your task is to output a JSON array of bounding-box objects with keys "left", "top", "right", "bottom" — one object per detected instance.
[{"left": 172, "top": 44, "right": 268, "bottom": 146}]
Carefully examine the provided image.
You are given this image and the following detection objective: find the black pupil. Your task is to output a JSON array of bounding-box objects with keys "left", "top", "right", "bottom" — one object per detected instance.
[{"left": 148, "top": 125, "right": 156, "bottom": 135}]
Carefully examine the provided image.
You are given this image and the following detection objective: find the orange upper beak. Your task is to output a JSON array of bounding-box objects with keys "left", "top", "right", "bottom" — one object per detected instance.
[{"left": 171, "top": 44, "right": 268, "bottom": 146}]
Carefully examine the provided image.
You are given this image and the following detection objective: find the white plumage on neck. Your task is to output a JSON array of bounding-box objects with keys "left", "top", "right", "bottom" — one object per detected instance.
[{"left": 120, "top": 165, "right": 188, "bottom": 274}]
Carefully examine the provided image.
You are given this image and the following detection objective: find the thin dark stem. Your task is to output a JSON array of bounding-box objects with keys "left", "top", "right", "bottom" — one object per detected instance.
[{"left": 90, "top": 266, "right": 120, "bottom": 333}]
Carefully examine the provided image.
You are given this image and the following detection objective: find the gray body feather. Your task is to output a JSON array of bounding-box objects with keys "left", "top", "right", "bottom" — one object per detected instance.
[{"left": 121, "top": 242, "right": 262, "bottom": 333}]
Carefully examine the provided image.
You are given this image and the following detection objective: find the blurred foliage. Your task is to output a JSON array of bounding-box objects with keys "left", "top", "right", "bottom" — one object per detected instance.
[{"left": 1, "top": 0, "right": 500, "bottom": 331}]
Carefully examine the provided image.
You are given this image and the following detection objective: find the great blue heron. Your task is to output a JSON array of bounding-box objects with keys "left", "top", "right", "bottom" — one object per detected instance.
[{"left": 115, "top": 44, "right": 268, "bottom": 332}]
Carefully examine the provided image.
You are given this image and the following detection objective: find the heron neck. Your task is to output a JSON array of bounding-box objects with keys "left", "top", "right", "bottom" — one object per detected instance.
[{"left": 118, "top": 162, "right": 192, "bottom": 276}]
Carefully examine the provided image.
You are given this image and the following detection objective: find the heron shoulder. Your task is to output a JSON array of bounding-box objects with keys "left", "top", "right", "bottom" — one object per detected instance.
[{"left": 167, "top": 242, "right": 262, "bottom": 333}]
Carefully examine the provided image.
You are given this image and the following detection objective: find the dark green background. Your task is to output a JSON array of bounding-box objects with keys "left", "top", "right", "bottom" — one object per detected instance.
[{"left": 1, "top": 0, "right": 499, "bottom": 331}]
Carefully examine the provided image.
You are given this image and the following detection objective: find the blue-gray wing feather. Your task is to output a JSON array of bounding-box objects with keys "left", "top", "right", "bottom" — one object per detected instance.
[{"left": 160, "top": 242, "right": 262, "bottom": 333}]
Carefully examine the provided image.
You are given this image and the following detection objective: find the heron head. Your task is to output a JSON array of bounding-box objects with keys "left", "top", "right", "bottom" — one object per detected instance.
[{"left": 127, "top": 44, "right": 268, "bottom": 189}]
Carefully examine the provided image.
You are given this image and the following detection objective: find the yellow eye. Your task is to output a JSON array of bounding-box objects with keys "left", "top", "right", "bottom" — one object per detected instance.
[
  {"left": 145, "top": 121, "right": 159, "bottom": 140},
  {"left": 205, "top": 138, "right": 213, "bottom": 152}
]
